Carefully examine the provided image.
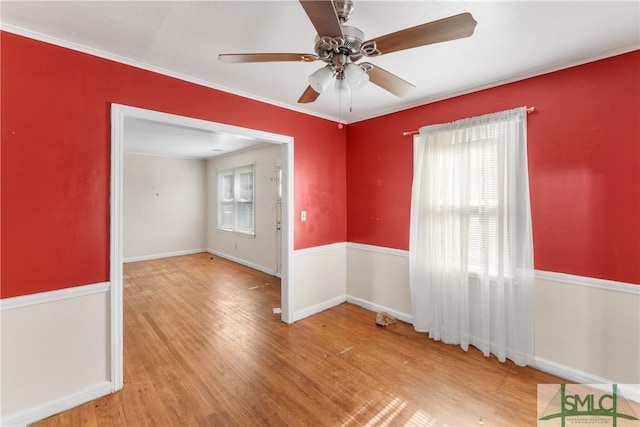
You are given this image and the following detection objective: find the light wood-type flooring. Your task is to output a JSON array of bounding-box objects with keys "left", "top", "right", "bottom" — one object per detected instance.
[{"left": 33, "top": 253, "right": 562, "bottom": 426}]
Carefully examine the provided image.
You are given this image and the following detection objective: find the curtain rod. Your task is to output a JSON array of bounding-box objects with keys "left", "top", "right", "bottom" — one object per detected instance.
[{"left": 402, "top": 107, "right": 536, "bottom": 136}]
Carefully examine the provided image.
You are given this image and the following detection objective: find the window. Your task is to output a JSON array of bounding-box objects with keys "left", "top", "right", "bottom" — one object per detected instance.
[
  {"left": 436, "top": 130, "right": 512, "bottom": 277},
  {"left": 409, "top": 107, "right": 534, "bottom": 365},
  {"left": 217, "top": 164, "right": 254, "bottom": 235}
]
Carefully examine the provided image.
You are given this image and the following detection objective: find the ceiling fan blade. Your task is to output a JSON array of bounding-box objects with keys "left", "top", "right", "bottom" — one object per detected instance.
[
  {"left": 219, "top": 53, "right": 318, "bottom": 63},
  {"left": 299, "top": 0, "right": 343, "bottom": 38},
  {"left": 364, "top": 12, "right": 477, "bottom": 56},
  {"left": 361, "top": 62, "right": 415, "bottom": 97},
  {"left": 298, "top": 85, "right": 321, "bottom": 103}
]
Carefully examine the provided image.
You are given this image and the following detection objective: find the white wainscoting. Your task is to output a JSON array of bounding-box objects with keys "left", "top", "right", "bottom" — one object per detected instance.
[
  {"left": 346, "top": 243, "right": 412, "bottom": 323},
  {"left": 345, "top": 242, "right": 640, "bottom": 389},
  {"left": 534, "top": 274, "right": 640, "bottom": 386},
  {"left": 3, "top": 244, "right": 637, "bottom": 426},
  {"left": 1, "top": 282, "right": 113, "bottom": 427},
  {"left": 292, "top": 243, "right": 347, "bottom": 322}
]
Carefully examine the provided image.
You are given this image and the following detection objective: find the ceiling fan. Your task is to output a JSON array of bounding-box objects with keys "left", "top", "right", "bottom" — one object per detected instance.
[{"left": 219, "top": 0, "right": 477, "bottom": 104}]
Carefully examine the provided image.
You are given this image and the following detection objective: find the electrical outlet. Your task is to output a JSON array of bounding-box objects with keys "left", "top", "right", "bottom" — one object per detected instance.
[{"left": 301, "top": 210, "right": 307, "bottom": 221}]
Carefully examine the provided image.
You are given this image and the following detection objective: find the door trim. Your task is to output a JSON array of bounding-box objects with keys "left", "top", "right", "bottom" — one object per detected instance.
[{"left": 110, "top": 103, "right": 295, "bottom": 390}]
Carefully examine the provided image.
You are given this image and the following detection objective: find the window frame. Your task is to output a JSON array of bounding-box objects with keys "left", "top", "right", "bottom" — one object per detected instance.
[
  {"left": 430, "top": 132, "right": 513, "bottom": 278},
  {"left": 217, "top": 164, "right": 255, "bottom": 236}
]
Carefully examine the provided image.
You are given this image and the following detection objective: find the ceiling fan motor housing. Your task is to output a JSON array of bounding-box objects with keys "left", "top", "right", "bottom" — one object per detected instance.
[{"left": 314, "top": 25, "right": 364, "bottom": 64}]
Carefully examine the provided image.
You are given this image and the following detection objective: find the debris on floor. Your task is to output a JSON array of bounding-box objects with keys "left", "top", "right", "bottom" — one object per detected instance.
[
  {"left": 337, "top": 345, "right": 354, "bottom": 355},
  {"left": 375, "top": 311, "right": 396, "bottom": 327},
  {"left": 272, "top": 307, "right": 282, "bottom": 314}
]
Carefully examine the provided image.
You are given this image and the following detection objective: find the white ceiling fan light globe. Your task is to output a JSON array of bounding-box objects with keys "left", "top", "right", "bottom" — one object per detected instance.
[
  {"left": 308, "top": 65, "right": 334, "bottom": 93},
  {"left": 344, "top": 63, "right": 369, "bottom": 90},
  {"left": 334, "top": 78, "right": 352, "bottom": 100}
]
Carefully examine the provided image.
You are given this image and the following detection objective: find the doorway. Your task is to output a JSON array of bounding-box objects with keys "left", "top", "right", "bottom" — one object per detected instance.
[{"left": 110, "top": 104, "right": 294, "bottom": 391}]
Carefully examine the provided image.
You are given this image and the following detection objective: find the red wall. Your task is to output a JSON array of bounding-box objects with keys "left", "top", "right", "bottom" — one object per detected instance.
[
  {"left": 2, "top": 32, "right": 638, "bottom": 299},
  {"left": 347, "top": 51, "right": 640, "bottom": 284},
  {"left": 1, "top": 32, "right": 347, "bottom": 298}
]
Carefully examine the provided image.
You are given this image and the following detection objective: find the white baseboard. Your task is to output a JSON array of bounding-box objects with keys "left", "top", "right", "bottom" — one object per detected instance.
[
  {"left": 346, "top": 295, "right": 413, "bottom": 325},
  {"left": 206, "top": 249, "right": 277, "bottom": 276},
  {"left": 533, "top": 357, "right": 640, "bottom": 403},
  {"left": 346, "top": 294, "right": 639, "bottom": 399},
  {"left": 533, "top": 357, "right": 612, "bottom": 384},
  {"left": 292, "top": 295, "right": 346, "bottom": 322},
  {"left": 123, "top": 248, "right": 206, "bottom": 263},
  {"left": 1, "top": 381, "right": 113, "bottom": 427}
]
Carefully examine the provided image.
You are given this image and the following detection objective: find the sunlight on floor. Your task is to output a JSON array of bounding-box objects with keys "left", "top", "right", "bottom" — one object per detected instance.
[{"left": 341, "top": 397, "right": 436, "bottom": 427}]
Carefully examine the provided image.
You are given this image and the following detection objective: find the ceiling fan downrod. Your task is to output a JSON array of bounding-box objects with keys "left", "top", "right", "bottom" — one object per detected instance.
[{"left": 333, "top": 0, "right": 354, "bottom": 23}]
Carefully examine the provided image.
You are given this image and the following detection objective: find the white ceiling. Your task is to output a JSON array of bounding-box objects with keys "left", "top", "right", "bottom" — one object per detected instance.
[
  {"left": 2, "top": 0, "right": 639, "bottom": 157},
  {"left": 124, "top": 117, "right": 270, "bottom": 159}
]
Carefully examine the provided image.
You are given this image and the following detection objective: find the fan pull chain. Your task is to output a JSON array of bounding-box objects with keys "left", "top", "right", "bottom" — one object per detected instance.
[{"left": 349, "top": 89, "right": 353, "bottom": 113}]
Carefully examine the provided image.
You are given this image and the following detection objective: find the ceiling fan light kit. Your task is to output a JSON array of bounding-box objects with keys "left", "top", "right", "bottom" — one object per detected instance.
[
  {"left": 308, "top": 64, "right": 334, "bottom": 93},
  {"left": 344, "top": 62, "right": 369, "bottom": 90},
  {"left": 218, "top": 0, "right": 477, "bottom": 109}
]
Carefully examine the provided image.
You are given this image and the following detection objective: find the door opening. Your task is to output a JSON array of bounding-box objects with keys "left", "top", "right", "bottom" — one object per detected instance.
[{"left": 110, "top": 104, "right": 294, "bottom": 391}]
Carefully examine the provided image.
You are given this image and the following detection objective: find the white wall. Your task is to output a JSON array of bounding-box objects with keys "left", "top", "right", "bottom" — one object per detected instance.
[
  {"left": 123, "top": 153, "right": 206, "bottom": 261},
  {"left": 1, "top": 284, "right": 112, "bottom": 425},
  {"left": 534, "top": 276, "right": 640, "bottom": 384},
  {"left": 345, "top": 243, "right": 640, "bottom": 386},
  {"left": 347, "top": 243, "right": 412, "bottom": 322},
  {"left": 292, "top": 244, "right": 348, "bottom": 321},
  {"left": 206, "top": 144, "right": 282, "bottom": 275}
]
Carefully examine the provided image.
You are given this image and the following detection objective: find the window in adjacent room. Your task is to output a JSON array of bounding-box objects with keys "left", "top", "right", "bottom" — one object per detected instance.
[{"left": 218, "top": 164, "right": 254, "bottom": 235}]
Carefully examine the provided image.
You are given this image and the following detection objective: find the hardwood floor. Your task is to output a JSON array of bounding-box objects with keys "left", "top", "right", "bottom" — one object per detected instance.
[{"left": 33, "top": 253, "right": 562, "bottom": 426}]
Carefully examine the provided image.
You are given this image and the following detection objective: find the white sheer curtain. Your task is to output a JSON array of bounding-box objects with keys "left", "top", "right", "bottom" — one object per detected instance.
[{"left": 409, "top": 107, "right": 534, "bottom": 366}]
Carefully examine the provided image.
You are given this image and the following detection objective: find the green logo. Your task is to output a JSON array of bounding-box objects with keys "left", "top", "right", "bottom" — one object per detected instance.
[{"left": 539, "top": 384, "right": 639, "bottom": 427}]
